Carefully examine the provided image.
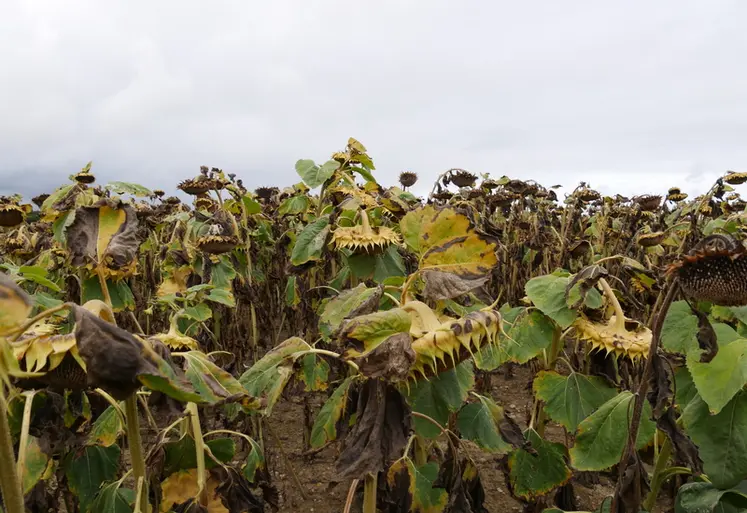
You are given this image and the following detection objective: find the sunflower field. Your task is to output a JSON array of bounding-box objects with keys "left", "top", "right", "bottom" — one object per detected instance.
[{"left": 1, "top": 138, "right": 747, "bottom": 513}]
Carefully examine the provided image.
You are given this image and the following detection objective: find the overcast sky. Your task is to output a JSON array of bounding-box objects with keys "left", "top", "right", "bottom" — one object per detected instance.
[{"left": 1, "top": 0, "right": 746, "bottom": 200}]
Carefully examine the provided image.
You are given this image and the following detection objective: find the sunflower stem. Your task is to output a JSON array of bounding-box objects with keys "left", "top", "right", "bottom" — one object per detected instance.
[
  {"left": 0, "top": 392, "right": 25, "bottom": 513},
  {"left": 187, "top": 402, "right": 209, "bottom": 506},
  {"left": 599, "top": 278, "right": 626, "bottom": 332},
  {"left": 363, "top": 473, "right": 377, "bottom": 513},
  {"left": 125, "top": 395, "right": 149, "bottom": 511}
]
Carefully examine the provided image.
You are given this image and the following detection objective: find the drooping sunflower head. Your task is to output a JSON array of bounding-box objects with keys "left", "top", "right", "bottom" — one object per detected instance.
[
  {"left": 178, "top": 176, "right": 222, "bottom": 196},
  {"left": 398, "top": 171, "right": 418, "bottom": 188},
  {"left": 667, "top": 234, "right": 747, "bottom": 306},
  {"left": 0, "top": 203, "right": 25, "bottom": 228},
  {"left": 574, "top": 316, "right": 651, "bottom": 361},
  {"left": 332, "top": 209, "right": 400, "bottom": 255},
  {"left": 637, "top": 232, "right": 666, "bottom": 248},
  {"left": 667, "top": 187, "right": 688, "bottom": 202},
  {"left": 255, "top": 186, "right": 278, "bottom": 200},
  {"left": 725, "top": 171, "right": 747, "bottom": 185},
  {"left": 634, "top": 195, "right": 663, "bottom": 212},
  {"left": 196, "top": 234, "right": 238, "bottom": 255},
  {"left": 449, "top": 169, "right": 478, "bottom": 188},
  {"left": 31, "top": 194, "right": 50, "bottom": 208},
  {"left": 576, "top": 186, "right": 601, "bottom": 203},
  {"left": 194, "top": 197, "right": 216, "bottom": 211}
]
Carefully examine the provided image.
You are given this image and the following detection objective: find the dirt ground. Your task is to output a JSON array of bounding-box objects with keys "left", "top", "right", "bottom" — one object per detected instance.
[{"left": 263, "top": 366, "right": 618, "bottom": 513}]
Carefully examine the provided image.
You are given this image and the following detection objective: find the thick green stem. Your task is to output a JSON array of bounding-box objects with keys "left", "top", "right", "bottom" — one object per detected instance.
[
  {"left": 187, "top": 403, "right": 208, "bottom": 506},
  {"left": 643, "top": 437, "right": 672, "bottom": 512},
  {"left": 599, "top": 278, "right": 626, "bottom": 331},
  {"left": 125, "top": 392, "right": 148, "bottom": 511},
  {"left": 0, "top": 395, "right": 25, "bottom": 513},
  {"left": 363, "top": 473, "right": 377, "bottom": 513}
]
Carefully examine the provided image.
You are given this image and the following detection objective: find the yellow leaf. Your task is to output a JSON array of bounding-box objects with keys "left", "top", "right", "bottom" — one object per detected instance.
[
  {"left": 0, "top": 274, "right": 32, "bottom": 336},
  {"left": 96, "top": 205, "right": 127, "bottom": 263},
  {"left": 160, "top": 469, "right": 228, "bottom": 513}
]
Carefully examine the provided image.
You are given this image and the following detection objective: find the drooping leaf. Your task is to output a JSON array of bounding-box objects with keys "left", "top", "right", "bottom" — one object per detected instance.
[
  {"left": 509, "top": 429, "right": 572, "bottom": 500},
  {"left": 340, "top": 308, "right": 411, "bottom": 358},
  {"left": 242, "top": 437, "right": 265, "bottom": 484},
  {"left": 687, "top": 338, "right": 747, "bottom": 414},
  {"left": 105, "top": 181, "right": 153, "bottom": 197},
  {"left": 387, "top": 458, "right": 448, "bottom": 513},
  {"left": 674, "top": 367, "right": 698, "bottom": 410},
  {"left": 239, "top": 337, "right": 311, "bottom": 415},
  {"left": 20, "top": 436, "right": 53, "bottom": 495},
  {"left": 205, "top": 288, "right": 235, "bottom": 307},
  {"left": 241, "top": 195, "right": 262, "bottom": 215},
  {"left": 295, "top": 159, "right": 338, "bottom": 189},
  {"left": 298, "top": 353, "right": 330, "bottom": 392},
  {"left": 180, "top": 351, "right": 259, "bottom": 409},
  {"left": 318, "top": 284, "right": 382, "bottom": 341},
  {"left": 310, "top": 375, "right": 356, "bottom": 448},
  {"left": 18, "top": 265, "right": 61, "bottom": 292},
  {"left": 278, "top": 195, "right": 310, "bottom": 216},
  {"left": 570, "top": 391, "right": 656, "bottom": 471},
  {"left": 0, "top": 272, "right": 32, "bottom": 336},
  {"left": 160, "top": 468, "right": 229, "bottom": 513},
  {"left": 533, "top": 371, "right": 618, "bottom": 432},
  {"left": 400, "top": 205, "right": 471, "bottom": 257},
  {"left": 406, "top": 362, "right": 475, "bottom": 439},
  {"left": 674, "top": 481, "right": 747, "bottom": 513},
  {"left": 525, "top": 274, "right": 578, "bottom": 329},
  {"left": 682, "top": 390, "right": 747, "bottom": 489},
  {"left": 65, "top": 445, "right": 121, "bottom": 513},
  {"left": 564, "top": 265, "right": 607, "bottom": 310},
  {"left": 90, "top": 481, "right": 136, "bottom": 513},
  {"left": 87, "top": 405, "right": 124, "bottom": 447},
  {"left": 163, "top": 435, "right": 236, "bottom": 476},
  {"left": 457, "top": 395, "right": 512, "bottom": 454},
  {"left": 284, "top": 275, "right": 300, "bottom": 308},
  {"left": 290, "top": 215, "right": 331, "bottom": 266}
]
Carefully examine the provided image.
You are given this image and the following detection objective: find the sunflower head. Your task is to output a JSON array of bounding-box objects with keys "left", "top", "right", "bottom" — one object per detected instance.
[
  {"left": 725, "top": 171, "right": 747, "bottom": 185},
  {"left": 0, "top": 203, "right": 25, "bottom": 227},
  {"left": 577, "top": 187, "right": 601, "bottom": 202},
  {"left": 450, "top": 169, "right": 477, "bottom": 188},
  {"left": 178, "top": 176, "right": 222, "bottom": 196},
  {"left": 667, "top": 234, "right": 747, "bottom": 306},
  {"left": 255, "top": 187, "right": 278, "bottom": 200},
  {"left": 574, "top": 316, "right": 651, "bottom": 361},
  {"left": 398, "top": 171, "right": 418, "bottom": 188},
  {"left": 332, "top": 209, "right": 400, "bottom": 255},
  {"left": 637, "top": 232, "right": 666, "bottom": 248},
  {"left": 31, "top": 194, "right": 50, "bottom": 208},
  {"left": 634, "top": 195, "right": 663, "bottom": 212},
  {"left": 196, "top": 234, "right": 238, "bottom": 254},
  {"left": 194, "top": 197, "right": 215, "bottom": 211}
]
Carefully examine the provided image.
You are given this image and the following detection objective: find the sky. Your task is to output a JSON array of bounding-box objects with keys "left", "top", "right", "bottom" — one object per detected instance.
[{"left": 1, "top": 0, "right": 746, "bottom": 201}]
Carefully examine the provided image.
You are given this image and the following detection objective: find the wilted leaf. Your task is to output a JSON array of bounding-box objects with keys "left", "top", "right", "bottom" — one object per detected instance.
[
  {"left": 509, "top": 429, "right": 572, "bottom": 500},
  {"left": 570, "top": 391, "right": 656, "bottom": 471},
  {"left": 105, "top": 181, "right": 153, "bottom": 197},
  {"left": 90, "top": 481, "right": 136, "bottom": 513},
  {"left": 533, "top": 371, "right": 618, "bottom": 432},
  {"left": 298, "top": 353, "right": 330, "bottom": 392},
  {"left": 18, "top": 265, "right": 61, "bottom": 292},
  {"left": 65, "top": 199, "right": 140, "bottom": 277},
  {"left": 180, "top": 351, "right": 259, "bottom": 409},
  {"left": 457, "top": 395, "right": 512, "bottom": 454},
  {"left": 353, "top": 332, "right": 416, "bottom": 381},
  {"left": 318, "top": 283, "right": 383, "bottom": 341},
  {"left": 87, "top": 405, "right": 124, "bottom": 447},
  {"left": 278, "top": 195, "right": 310, "bottom": 216},
  {"left": 340, "top": 308, "right": 411, "bottom": 358},
  {"left": 310, "top": 376, "right": 357, "bottom": 448},
  {"left": 335, "top": 380, "right": 411, "bottom": 481},
  {"left": 163, "top": 436, "right": 236, "bottom": 476},
  {"left": 66, "top": 445, "right": 121, "bottom": 513},
  {"left": 239, "top": 337, "right": 311, "bottom": 415},
  {"left": 290, "top": 215, "right": 330, "bottom": 266},
  {"left": 387, "top": 458, "right": 448, "bottom": 513},
  {"left": 565, "top": 265, "right": 607, "bottom": 310},
  {"left": 0, "top": 272, "right": 32, "bottom": 335},
  {"left": 400, "top": 205, "right": 471, "bottom": 256},
  {"left": 160, "top": 468, "right": 229, "bottom": 513},
  {"left": 284, "top": 275, "right": 300, "bottom": 308},
  {"left": 20, "top": 436, "right": 53, "bottom": 495},
  {"left": 422, "top": 270, "right": 489, "bottom": 302}
]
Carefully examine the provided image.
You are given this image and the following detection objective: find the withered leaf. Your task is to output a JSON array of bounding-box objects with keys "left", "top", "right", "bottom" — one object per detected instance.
[
  {"left": 614, "top": 452, "right": 650, "bottom": 513},
  {"left": 212, "top": 467, "right": 264, "bottom": 513},
  {"left": 657, "top": 408, "right": 703, "bottom": 473},
  {"left": 498, "top": 412, "right": 536, "bottom": 455},
  {"left": 646, "top": 352, "right": 673, "bottom": 419},
  {"left": 693, "top": 307, "right": 719, "bottom": 362},
  {"left": 422, "top": 270, "right": 489, "bottom": 302},
  {"left": 335, "top": 379, "right": 411, "bottom": 481},
  {"left": 564, "top": 264, "right": 608, "bottom": 310},
  {"left": 433, "top": 445, "right": 489, "bottom": 513},
  {"left": 354, "top": 332, "right": 416, "bottom": 381}
]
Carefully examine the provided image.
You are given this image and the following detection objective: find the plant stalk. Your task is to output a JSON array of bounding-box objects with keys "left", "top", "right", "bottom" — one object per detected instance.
[
  {"left": 643, "top": 436, "right": 672, "bottom": 512},
  {"left": 187, "top": 402, "right": 208, "bottom": 506},
  {"left": 363, "top": 473, "right": 377, "bottom": 513},
  {"left": 0, "top": 394, "right": 25, "bottom": 513},
  {"left": 125, "top": 395, "right": 149, "bottom": 511}
]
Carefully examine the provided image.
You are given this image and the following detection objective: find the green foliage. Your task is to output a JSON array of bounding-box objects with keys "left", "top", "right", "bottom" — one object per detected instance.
[{"left": 509, "top": 429, "right": 571, "bottom": 500}]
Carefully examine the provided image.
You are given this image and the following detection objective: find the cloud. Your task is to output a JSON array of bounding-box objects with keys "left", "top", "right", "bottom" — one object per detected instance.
[{"left": 1, "top": 0, "right": 745, "bottom": 199}]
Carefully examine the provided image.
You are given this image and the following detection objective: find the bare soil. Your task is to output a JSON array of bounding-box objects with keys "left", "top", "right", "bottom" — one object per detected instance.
[{"left": 263, "top": 366, "right": 617, "bottom": 513}]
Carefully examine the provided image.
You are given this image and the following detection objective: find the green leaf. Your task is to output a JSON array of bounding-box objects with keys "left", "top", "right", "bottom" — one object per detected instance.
[
  {"left": 406, "top": 361, "right": 475, "bottom": 439},
  {"left": 242, "top": 437, "right": 265, "bottom": 483},
  {"left": 163, "top": 435, "right": 236, "bottom": 476},
  {"left": 533, "top": 371, "right": 618, "bottom": 432},
  {"left": 675, "top": 367, "right": 698, "bottom": 410},
  {"left": 33, "top": 291, "right": 64, "bottom": 312},
  {"left": 340, "top": 308, "right": 411, "bottom": 356},
  {"left": 183, "top": 303, "right": 212, "bottom": 322},
  {"left": 285, "top": 276, "right": 300, "bottom": 308},
  {"left": 242, "top": 195, "right": 262, "bottom": 215},
  {"left": 661, "top": 301, "right": 699, "bottom": 354},
  {"left": 87, "top": 405, "right": 124, "bottom": 447},
  {"left": 81, "top": 276, "right": 135, "bottom": 312},
  {"left": 502, "top": 309, "right": 557, "bottom": 364},
  {"left": 205, "top": 288, "right": 235, "bottom": 307},
  {"left": 683, "top": 390, "right": 747, "bottom": 489},
  {"left": 21, "top": 436, "right": 52, "bottom": 495},
  {"left": 675, "top": 481, "right": 747, "bottom": 513},
  {"left": 298, "top": 353, "right": 330, "bottom": 392},
  {"left": 105, "top": 181, "right": 153, "bottom": 197},
  {"left": 509, "top": 429, "right": 572, "bottom": 500},
  {"left": 317, "top": 283, "right": 382, "bottom": 341},
  {"left": 310, "top": 376, "right": 356, "bottom": 448},
  {"left": 278, "top": 195, "right": 310, "bottom": 216},
  {"left": 18, "top": 265, "right": 61, "bottom": 292},
  {"left": 290, "top": 215, "right": 331, "bottom": 266},
  {"left": 687, "top": 339, "right": 747, "bottom": 414},
  {"left": 295, "top": 159, "right": 337, "bottom": 189},
  {"left": 457, "top": 395, "right": 512, "bottom": 453},
  {"left": 136, "top": 348, "right": 204, "bottom": 404},
  {"left": 66, "top": 445, "right": 121, "bottom": 513},
  {"left": 239, "top": 337, "right": 311, "bottom": 415},
  {"left": 90, "top": 481, "right": 136, "bottom": 513},
  {"left": 570, "top": 391, "right": 656, "bottom": 471},
  {"left": 525, "top": 275, "right": 578, "bottom": 328},
  {"left": 387, "top": 459, "right": 448, "bottom": 513}
]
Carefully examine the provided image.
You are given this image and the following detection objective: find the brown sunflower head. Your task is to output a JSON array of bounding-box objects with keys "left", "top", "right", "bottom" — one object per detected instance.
[
  {"left": 398, "top": 171, "right": 418, "bottom": 188},
  {"left": 0, "top": 203, "right": 25, "bottom": 227},
  {"left": 569, "top": 240, "right": 592, "bottom": 258},
  {"left": 153, "top": 189, "right": 165, "bottom": 198},
  {"left": 255, "top": 187, "right": 278, "bottom": 200},
  {"left": 505, "top": 179, "right": 530, "bottom": 194},
  {"left": 165, "top": 196, "right": 181, "bottom": 205},
  {"left": 637, "top": 232, "right": 666, "bottom": 247},
  {"left": 725, "top": 171, "right": 747, "bottom": 185},
  {"left": 74, "top": 171, "right": 96, "bottom": 184},
  {"left": 177, "top": 177, "right": 214, "bottom": 196},
  {"left": 32, "top": 194, "right": 50, "bottom": 208},
  {"left": 196, "top": 234, "right": 238, "bottom": 254},
  {"left": 668, "top": 234, "right": 747, "bottom": 306},
  {"left": 194, "top": 197, "right": 215, "bottom": 211},
  {"left": 634, "top": 195, "right": 662, "bottom": 211},
  {"left": 450, "top": 169, "right": 477, "bottom": 188}
]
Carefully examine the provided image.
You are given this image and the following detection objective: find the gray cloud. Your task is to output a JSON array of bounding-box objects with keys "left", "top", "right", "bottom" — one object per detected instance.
[{"left": 1, "top": 0, "right": 746, "bottom": 200}]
